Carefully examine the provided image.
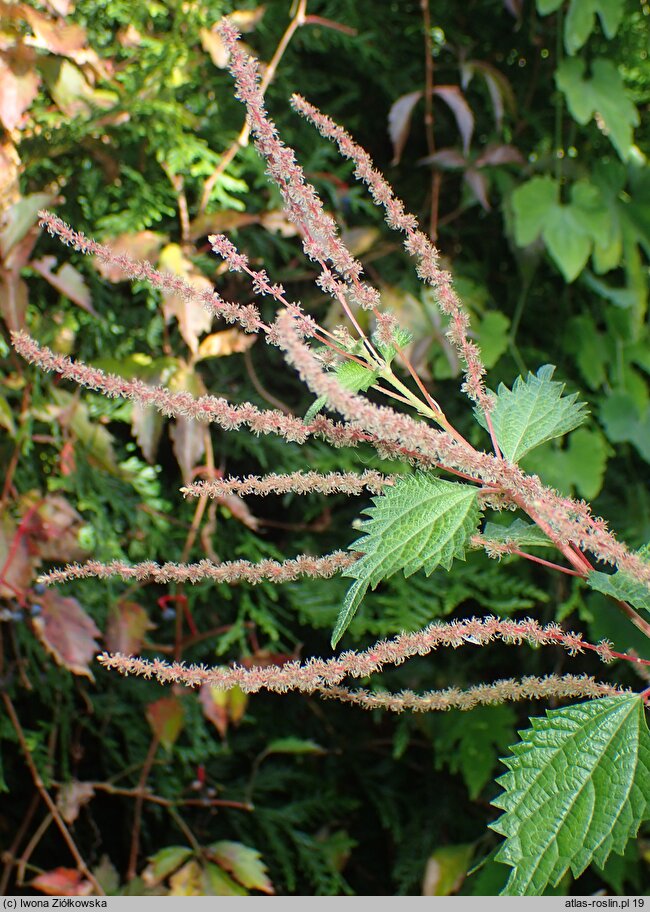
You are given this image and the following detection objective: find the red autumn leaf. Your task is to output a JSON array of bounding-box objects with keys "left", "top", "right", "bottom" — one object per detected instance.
[
  {"left": 217, "top": 494, "right": 260, "bottom": 532},
  {"left": 93, "top": 231, "right": 165, "bottom": 283},
  {"left": 32, "top": 589, "right": 101, "bottom": 678},
  {"left": 23, "top": 7, "right": 88, "bottom": 58},
  {"left": 32, "top": 868, "right": 93, "bottom": 896},
  {"left": 105, "top": 600, "right": 155, "bottom": 654},
  {"left": 159, "top": 243, "right": 213, "bottom": 353},
  {"left": 475, "top": 143, "right": 524, "bottom": 167},
  {"left": 199, "top": 684, "right": 229, "bottom": 739},
  {"left": 32, "top": 493, "right": 88, "bottom": 563},
  {"left": 0, "top": 49, "right": 40, "bottom": 131},
  {"left": 0, "top": 270, "right": 28, "bottom": 335},
  {"left": 0, "top": 515, "right": 35, "bottom": 600},
  {"left": 31, "top": 255, "right": 98, "bottom": 316},
  {"left": 168, "top": 365, "right": 207, "bottom": 482},
  {"left": 0, "top": 137, "right": 20, "bottom": 213},
  {"left": 433, "top": 86, "right": 474, "bottom": 156},
  {"left": 169, "top": 418, "right": 206, "bottom": 485},
  {"left": 463, "top": 168, "right": 491, "bottom": 211},
  {"left": 146, "top": 696, "right": 185, "bottom": 750},
  {"left": 388, "top": 90, "right": 422, "bottom": 165}
]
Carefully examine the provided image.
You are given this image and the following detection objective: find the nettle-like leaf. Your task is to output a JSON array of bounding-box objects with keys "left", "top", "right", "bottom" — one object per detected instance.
[
  {"left": 476, "top": 365, "right": 588, "bottom": 463},
  {"left": 482, "top": 518, "right": 553, "bottom": 549},
  {"left": 304, "top": 359, "right": 380, "bottom": 422},
  {"left": 587, "top": 570, "right": 650, "bottom": 616},
  {"left": 491, "top": 696, "right": 650, "bottom": 896},
  {"left": 333, "top": 475, "right": 481, "bottom": 646}
]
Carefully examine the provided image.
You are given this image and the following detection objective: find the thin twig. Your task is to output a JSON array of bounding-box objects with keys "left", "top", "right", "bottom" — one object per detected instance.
[
  {"left": 2, "top": 693, "right": 103, "bottom": 895},
  {"left": 127, "top": 735, "right": 159, "bottom": 882},
  {"left": 0, "top": 792, "right": 40, "bottom": 894}
]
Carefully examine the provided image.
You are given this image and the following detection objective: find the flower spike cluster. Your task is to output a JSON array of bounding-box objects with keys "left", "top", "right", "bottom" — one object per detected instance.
[{"left": 13, "top": 17, "right": 649, "bottom": 713}]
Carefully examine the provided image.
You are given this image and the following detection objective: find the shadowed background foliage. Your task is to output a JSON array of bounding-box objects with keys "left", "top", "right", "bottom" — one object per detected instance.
[{"left": 0, "top": 0, "right": 649, "bottom": 896}]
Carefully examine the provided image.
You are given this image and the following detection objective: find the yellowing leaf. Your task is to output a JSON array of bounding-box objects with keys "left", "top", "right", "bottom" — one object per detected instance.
[
  {"left": 422, "top": 844, "right": 474, "bottom": 896},
  {"left": 229, "top": 7, "right": 266, "bottom": 32},
  {"left": 168, "top": 859, "right": 203, "bottom": 896},
  {"left": 0, "top": 271, "right": 28, "bottom": 335},
  {"left": 196, "top": 330, "right": 256, "bottom": 360},
  {"left": 105, "top": 600, "right": 155, "bottom": 655},
  {"left": 0, "top": 192, "right": 56, "bottom": 260},
  {"left": 200, "top": 28, "right": 229, "bottom": 68},
  {"left": 0, "top": 393, "right": 16, "bottom": 436},
  {"left": 146, "top": 696, "right": 185, "bottom": 750},
  {"left": 208, "top": 841, "right": 274, "bottom": 894},
  {"left": 142, "top": 846, "right": 193, "bottom": 887},
  {"left": 199, "top": 683, "right": 248, "bottom": 738},
  {"left": 93, "top": 231, "right": 166, "bottom": 283},
  {"left": 258, "top": 209, "right": 297, "bottom": 237},
  {"left": 48, "top": 388, "right": 122, "bottom": 476},
  {"left": 159, "top": 243, "right": 213, "bottom": 353},
  {"left": 40, "top": 57, "right": 116, "bottom": 118}
]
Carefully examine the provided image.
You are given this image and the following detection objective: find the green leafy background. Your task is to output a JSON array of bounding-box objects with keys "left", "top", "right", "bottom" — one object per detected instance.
[{"left": 0, "top": 0, "right": 648, "bottom": 898}]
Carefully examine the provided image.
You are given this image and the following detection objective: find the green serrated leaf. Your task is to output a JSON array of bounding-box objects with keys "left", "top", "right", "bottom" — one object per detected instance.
[
  {"left": 477, "top": 365, "right": 588, "bottom": 462},
  {"left": 208, "top": 842, "right": 274, "bottom": 894},
  {"left": 333, "top": 475, "right": 481, "bottom": 646},
  {"left": 491, "top": 696, "right": 650, "bottom": 896},
  {"left": 556, "top": 57, "right": 639, "bottom": 160},
  {"left": 304, "top": 360, "right": 379, "bottom": 422},
  {"left": 482, "top": 518, "right": 553, "bottom": 549},
  {"left": 587, "top": 570, "right": 650, "bottom": 615},
  {"left": 335, "top": 359, "right": 381, "bottom": 392},
  {"left": 304, "top": 395, "right": 328, "bottom": 422}
]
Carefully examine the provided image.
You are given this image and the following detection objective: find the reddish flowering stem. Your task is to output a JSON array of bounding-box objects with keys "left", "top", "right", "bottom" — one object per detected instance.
[{"left": 509, "top": 548, "right": 583, "bottom": 577}]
